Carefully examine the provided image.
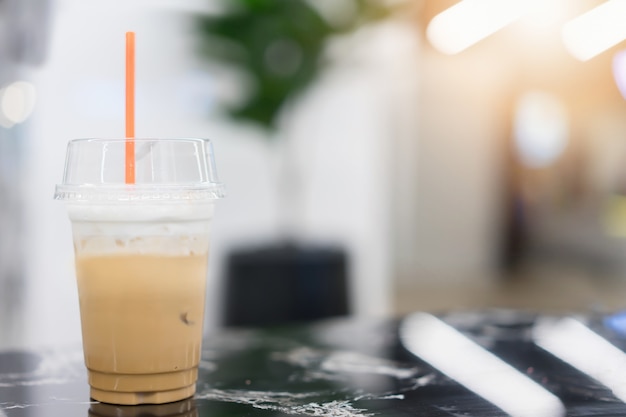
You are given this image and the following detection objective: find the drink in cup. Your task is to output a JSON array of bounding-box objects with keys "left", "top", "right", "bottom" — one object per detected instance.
[{"left": 55, "top": 138, "right": 224, "bottom": 404}]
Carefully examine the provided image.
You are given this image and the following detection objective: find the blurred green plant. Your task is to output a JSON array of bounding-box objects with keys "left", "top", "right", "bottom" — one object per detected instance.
[{"left": 196, "top": 0, "right": 396, "bottom": 132}]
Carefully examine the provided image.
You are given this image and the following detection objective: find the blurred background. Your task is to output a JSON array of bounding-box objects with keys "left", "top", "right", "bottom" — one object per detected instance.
[{"left": 4, "top": 0, "right": 626, "bottom": 349}]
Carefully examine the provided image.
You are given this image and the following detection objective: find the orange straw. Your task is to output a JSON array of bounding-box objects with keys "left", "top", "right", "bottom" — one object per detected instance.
[{"left": 125, "top": 31, "right": 136, "bottom": 184}]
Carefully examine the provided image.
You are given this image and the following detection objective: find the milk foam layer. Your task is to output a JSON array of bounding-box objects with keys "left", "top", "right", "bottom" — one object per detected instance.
[
  {"left": 69, "top": 203, "right": 214, "bottom": 256},
  {"left": 67, "top": 202, "right": 215, "bottom": 222}
]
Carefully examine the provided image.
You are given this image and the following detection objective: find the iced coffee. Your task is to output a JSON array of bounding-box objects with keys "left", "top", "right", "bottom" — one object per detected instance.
[{"left": 56, "top": 138, "right": 224, "bottom": 404}]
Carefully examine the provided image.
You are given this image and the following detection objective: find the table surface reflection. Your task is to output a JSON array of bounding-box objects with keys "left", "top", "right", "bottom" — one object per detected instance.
[{"left": 3, "top": 310, "right": 626, "bottom": 416}]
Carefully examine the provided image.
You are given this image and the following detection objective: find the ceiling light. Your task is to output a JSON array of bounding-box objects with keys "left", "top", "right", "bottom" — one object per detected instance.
[
  {"left": 427, "top": 0, "right": 534, "bottom": 55},
  {"left": 562, "top": 0, "right": 626, "bottom": 61}
]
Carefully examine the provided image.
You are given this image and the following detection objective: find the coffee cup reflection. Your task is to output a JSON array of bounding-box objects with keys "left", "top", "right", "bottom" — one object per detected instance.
[{"left": 89, "top": 398, "right": 197, "bottom": 417}]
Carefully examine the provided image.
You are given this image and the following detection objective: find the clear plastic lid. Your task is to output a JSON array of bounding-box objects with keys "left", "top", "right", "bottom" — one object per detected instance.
[{"left": 54, "top": 138, "right": 225, "bottom": 202}]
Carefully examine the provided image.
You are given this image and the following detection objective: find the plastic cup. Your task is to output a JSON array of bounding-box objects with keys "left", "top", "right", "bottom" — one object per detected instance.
[{"left": 55, "top": 138, "right": 224, "bottom": 405}]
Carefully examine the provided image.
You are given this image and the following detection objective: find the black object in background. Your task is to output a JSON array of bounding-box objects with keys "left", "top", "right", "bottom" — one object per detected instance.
[{"left": 223, "top": 243, "right": 349, "bottom": 327}]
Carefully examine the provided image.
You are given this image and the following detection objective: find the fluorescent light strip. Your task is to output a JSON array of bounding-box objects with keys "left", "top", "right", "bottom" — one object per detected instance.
[
  {"left": 400, "top": 313, "right": 566, "bottom": 417},
  {"left": 426, "top": 0, "right": 532, "bottom": 55},
  {"left": 534, "top": 317, "right": 626, "bottom": 401},
  {"left": 562, "top": 0, "right": 626, "bottom": 61}
]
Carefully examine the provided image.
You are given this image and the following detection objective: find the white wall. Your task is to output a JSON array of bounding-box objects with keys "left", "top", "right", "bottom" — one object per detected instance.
[
  {"left": 406, "top": 49, "right": 509, "bottom": 286},
  {"left": 17, "top": 1, "right": 420, "bottom": 348}
]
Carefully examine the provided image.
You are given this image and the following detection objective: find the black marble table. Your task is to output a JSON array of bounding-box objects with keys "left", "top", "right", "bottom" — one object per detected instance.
[{"left": 4, "top": 310, "right": 626, "bottom": 416}]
